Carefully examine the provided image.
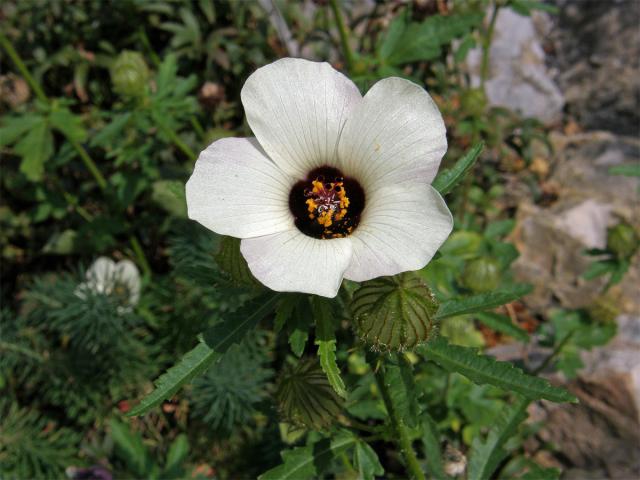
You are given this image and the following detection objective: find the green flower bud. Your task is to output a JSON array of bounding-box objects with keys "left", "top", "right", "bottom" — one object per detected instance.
[
  {"left": 461, "top": 257, "right": 501, "bottom": 293},
  {"left": 460, "top": 88, "right": 487, "bottom": 117},
  {"left": 607, "top": 223, "right": 638, "bottom": 259},
  {"left": 276, "top": 360, "right": 343, "bottom": 430},
  {"left": 352, "top": 273, "right": 438, "bottom": 352},
  {"left": 586, "top": 295, "right": 620, "bottom": 324},
  {"left": 111, "top": 51, "right": 150, "bottom": 99}
]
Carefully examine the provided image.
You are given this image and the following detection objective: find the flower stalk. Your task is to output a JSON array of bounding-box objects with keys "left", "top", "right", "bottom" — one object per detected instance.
[
  {"left": 374, "top": 362, "right": 426, "bottom": 480},
  {"left": 480, "top": 2, "right": 500, "bottom": 87}
]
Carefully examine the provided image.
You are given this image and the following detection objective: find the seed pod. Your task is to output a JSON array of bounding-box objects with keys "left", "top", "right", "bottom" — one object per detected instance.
[
  {"left": 607, "top": 223, "right": 638, "bottom": 259},
  {"left": 461, "top": 257, "right": 501, "bottom": 293},
  {"left": 352, "top": 273, "right": 439, "bottom": 352},
  {"left": 276, "top": 360, "right": 343, "bottom": 430},
  {"left": 111, "top": 51, "right": 150, "bottom": 99}
]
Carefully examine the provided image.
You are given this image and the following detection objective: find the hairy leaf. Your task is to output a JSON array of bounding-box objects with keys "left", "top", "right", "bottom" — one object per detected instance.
[
  {"left": 215, "top": 236, "right": 260, "bottom": 286},
  {"left": 436, "top": 284, "right": 532, "bottom": 319},
  {"left": 259, "top": 433, "right": 357, "bottom": 480},
  {"left": 421, "top": 413, "right": 449, "bottom": 480},
  {"left": 383, "top": 355, "right": 419, "bottom": 427},
  {"left": 353, "top": 439, "right": 384, "bottom": 480},
  {"left": 419, "top": 337, "right": 576, "bottom": 403},
  {"left": 467, "top": 396, "right": 529, "bottom": 480},
  {"left": 433, "top": 142, "right": 484, "bottom": 195},
  {"left": 15, "top": 119, "right": 54, "bottom": 182},
  {"left": 129, "top": 295, "right": 277, "bottom": 416},
  {"left": 313, "top": 297, "right": 346, "bottom": 398}
]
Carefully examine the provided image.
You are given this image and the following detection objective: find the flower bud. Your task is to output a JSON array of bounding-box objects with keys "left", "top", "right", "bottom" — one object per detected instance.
[
  {"left": 111, "top": 51, "right": 150, "bottom": 99},
  {"left": 276, "top": 360, "right": 342, "bottom": 430},
  {"left": 586, "top": 294, "right": 620, "bottom": 324},
  {"left": 607, "top": 223, "right": 638, "bottom": 259},
  {"left": 460, "top": 88, "right": 487, "bottom": 117},
  {"left": 461, "top": 257, "right": 501, "bottom": 293}
]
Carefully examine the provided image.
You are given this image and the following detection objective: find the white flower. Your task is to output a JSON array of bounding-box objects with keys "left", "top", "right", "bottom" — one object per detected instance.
[
  {"left": 76, "top": 257, "right": 141, "bottom": 311},
  {"left": 186, "top": 58, "right": 453, "bottom": 298}
]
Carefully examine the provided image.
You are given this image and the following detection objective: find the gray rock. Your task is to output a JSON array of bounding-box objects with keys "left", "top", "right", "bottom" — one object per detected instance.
[
  {"left": 466, "top": 8, "right": 565, "bottom": 124},
  {"left": 550, "top": 0, "right": 640, "bottom": 135}
]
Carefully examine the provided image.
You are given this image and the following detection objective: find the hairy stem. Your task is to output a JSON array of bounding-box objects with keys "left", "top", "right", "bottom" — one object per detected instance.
[
  {"left": 329, "top": 0, "right": 355, "bottom": 73},
  {"left": 375, "top": 364, "right": 426, "bottom": 480}
]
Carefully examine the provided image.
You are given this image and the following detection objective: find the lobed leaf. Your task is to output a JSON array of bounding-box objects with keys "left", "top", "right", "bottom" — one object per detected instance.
[
  {"left": 432, "top": 142, "right": 484, "bottom": 195},
  {"left": 419, "top": 337, "right": 577, "bottom": 403},
  {"left": 313, "top": 297, "right": 347, "bottom": 398}
]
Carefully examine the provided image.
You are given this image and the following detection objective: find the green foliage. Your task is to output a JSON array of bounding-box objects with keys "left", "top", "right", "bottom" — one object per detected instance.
[
  {"left": 352, "top": 272, "right": 439, "bottom": 351},
  {"left": 436, "top": 284, "right": 533, "bottom": 319},
  {"left": 419, "top": 337, "right": 576, "bottom": 403},
  {"left": 475, "top": 312, "right": 530, "bottom": 343},
  {"left": 420, "top": 413, "right": 449, "bottom": 480},
  {"left": 433, "top": 142, "right": 485, "bottom": 195},
  {"left": 313, "top": 296, "right": 347, "bottom": 398},
  {"left": 0, "top": 399, "right": 80, "bottom": 479},
  {"left": 190, "top": 335, "right": 273, "bottom": 433},
  {"left": 467, "top": 396, "right": 529, "bottom": 480},
  {"left": 129, "top": 294, "right": 278, "bottom": 416}
]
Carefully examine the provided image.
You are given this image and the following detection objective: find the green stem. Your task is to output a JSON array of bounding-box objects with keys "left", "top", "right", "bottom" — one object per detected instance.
[
  {"left": 375, "top": 364, "right": 426, "bottom": 480},
  {"left": 0, "top": 30, "right": 48, "bottom": 103},
  {"left": 129, "top": 235, "right": 152, "bottom": 278},
  {"left": 190, "top": 116, "right": 206, "bottom": 140},
  {"left": 480, "top": 3, "right": 500, "bottom": 87},
  {"left": 533, "top": 330, "right": 575, "bottom": 375},
  {"left": 68, "top": 139, "right": 108, "bottom": 190},
  {"left": 159, "top": 123, "right": 197, "bottom": 161},
  {"left": 329, "top": 0, "right": 355, "bottom": 74}
]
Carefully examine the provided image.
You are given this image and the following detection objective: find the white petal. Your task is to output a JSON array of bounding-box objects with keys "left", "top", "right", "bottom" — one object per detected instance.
[
  {"left": 114, "top": 259, "right": 141, "bottom": 306},
  {"left": 338, "top": 77, "right": 447, "bottom": 189},
  {"left": 241, "top": 58, "right": 362, "bottom": 178},
  {"left": 344, "top": 184, "right": 453, "bottom": 282},
  {"left": 186, "top": 137, "right": 295, "bottom": 238},
  {"left": 86, "top": 257, "right": 116, "bottom": 294},
  {"left": 240, "top": 229, "right": 353, "bottom": 298}
]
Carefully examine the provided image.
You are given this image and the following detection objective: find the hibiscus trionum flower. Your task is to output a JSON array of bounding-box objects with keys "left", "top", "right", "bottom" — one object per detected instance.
[
  {"left": 186, "top": 58, "right": 453, "bottom": 297},
  {"left": 76, "top": 257, "right": 141, "bottom": 312}
]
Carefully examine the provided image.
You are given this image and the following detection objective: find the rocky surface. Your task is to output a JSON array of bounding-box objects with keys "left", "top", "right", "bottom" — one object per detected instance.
[
  {"left": 549, "top": 0, "right": 640, "bottom": 135},
  {"left": 510, "top": 131, "right": 639, "bottom": 313},
  {"left": 466, "top": 8, "right": 565, "bottom": 124}
]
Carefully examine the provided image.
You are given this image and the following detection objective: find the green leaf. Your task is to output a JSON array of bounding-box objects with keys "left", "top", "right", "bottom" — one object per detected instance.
[
  {"left": 436, "top": 284, "right": 533, "bottom": 319},
  {"left": 419, "top": 337, "right": 576, "bottom": 403},
  {"left": 484, "top": 219, "right": 516, "bottom": 239},
  {"left": 129, "top": 295, "right": 278, "bottom": 416},
  {"left": 109, "top": 419, "right": 149, "bottom": 477},
  {"left": 421, "top": 413, "right": 449, "bottom": 480},
  {"left": 91, "top": 112, "right": 132, "bottom": 147},
  {"left": 609, "top": 164, "right": 640, "bottom": 177},
  {"left": 0, "top": 114, "right": 43, "bottom": 146},
  {"left": 353, "top": 439, "right": 384, "bottom": 480},
  {"left": 582, "top": 259, "right": 618, "bottom": 280},
  {"left": 288, "top": 297, "right": 312, "bottom": 357},
  {"left": 14, "top": 119, "right": 54, "bottom": 182},
  {"left": 383, "top": 354, "right": 419, "bottom": 427},
  {"left": 259, "top": 433, "right": 357, "bottom": 480},
  {"left": 259, "top": 445, "right": 316, "bottom": 480},
  {"left": 49, "top": 107, "right": 87, "bottom": 142},
  {"left": 163, "top": 434, "right": 189, "bottom": 477},
  {"left": 313, "top": 297, "right": 347, "bottom": 398},
  {"left": 215, "top": 236, "right": 260, "bottom": 286},
  {"left": 274, "top": 294, "right": 305, "bottom": 333},
  {"left": 475, "top": 312, "right": 530, "bottom": 343},
  {"left": 467, "top": 396, "right": 530, "bottom": 480},
  {"left": 151, "top": 180, "right": 187, "bottom": 217},
  {"left": 352, "top": 273, "right": 439, "bottom": 351},
  {"left": 433, "top": 142, "right": 484, "bottom": 195},
  {"left": 42, "top": 229, "right": 78, "bottom": 255}
]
